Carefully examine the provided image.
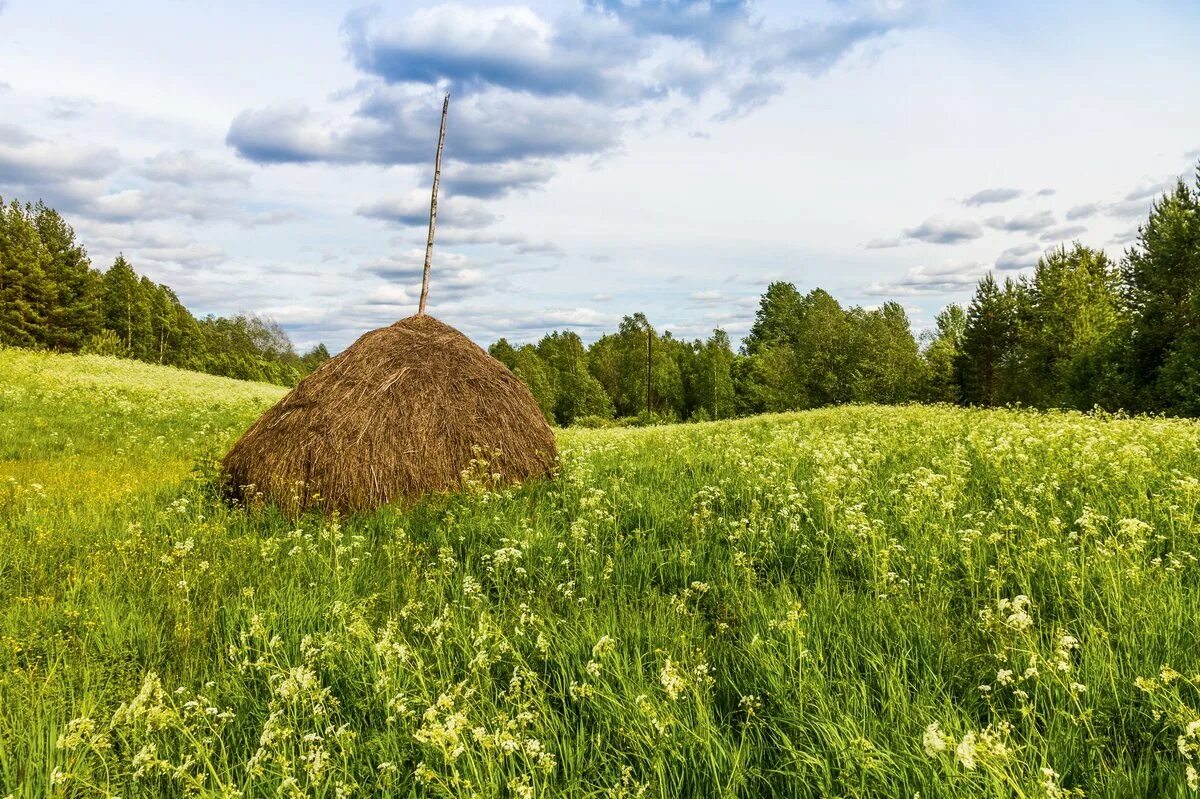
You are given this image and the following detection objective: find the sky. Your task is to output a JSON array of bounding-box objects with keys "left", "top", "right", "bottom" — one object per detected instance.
[{"left": 1, "top": 0, "right": 1198, "bottom": 352}]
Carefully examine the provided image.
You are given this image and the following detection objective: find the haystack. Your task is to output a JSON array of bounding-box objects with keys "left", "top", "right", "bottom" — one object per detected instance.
[{"left": 221, "top": 313, "right": 557, "bottom": 513}]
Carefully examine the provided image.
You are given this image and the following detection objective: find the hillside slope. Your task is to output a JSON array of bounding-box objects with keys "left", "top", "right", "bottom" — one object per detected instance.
[
  {"left": 2, "top": 350, "right": 1200, "bottom": 797},
  {"left": 0, "top": 348, "right": 284, "bottom": 506}
]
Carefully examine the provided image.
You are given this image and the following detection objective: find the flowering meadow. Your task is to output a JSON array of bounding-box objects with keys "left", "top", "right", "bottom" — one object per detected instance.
[{"left": 2, "top": 348, "right": 1200, "bottom": 798}]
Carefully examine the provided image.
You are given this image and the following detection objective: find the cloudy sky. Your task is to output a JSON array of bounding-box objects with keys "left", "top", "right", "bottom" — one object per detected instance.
[{"left": 2, "top": 0, "right": 1198, "bottom": 351}]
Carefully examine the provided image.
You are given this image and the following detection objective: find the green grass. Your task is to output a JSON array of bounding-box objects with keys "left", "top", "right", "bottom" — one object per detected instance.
[{"left": 2, "top": 347, "right": 1199, "bottom": 798}]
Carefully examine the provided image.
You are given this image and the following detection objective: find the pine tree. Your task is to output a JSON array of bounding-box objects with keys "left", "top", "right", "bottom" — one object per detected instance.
[
  {"left": 1015, "top": 244, "right": 1125, "bottom": 408},
  {"left": 1122, "top": 171, "right": 1200, "bottom": 411},
  {"left": 34, "top": 202, "right": 101, "bottom": 350},
  {"left": 101, "top": 255, "right": 141, "bottom": 354},
  {"left": 0, "top": 199, "right": 51, "bottom": 347},
  {"left": 961, "top": 274, "right": 1018, "bottom": 405}
]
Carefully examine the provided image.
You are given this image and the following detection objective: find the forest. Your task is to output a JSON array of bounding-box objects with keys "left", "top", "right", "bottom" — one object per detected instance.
[
  {"left": 2, "top": 164, "right": 1198, "bottom": 420},
  {"left": 0, "top": 199, "right": 330, "bottom": 385}
]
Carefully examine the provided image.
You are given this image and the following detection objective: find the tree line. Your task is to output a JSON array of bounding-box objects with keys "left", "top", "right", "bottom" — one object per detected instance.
[
  {"left": 3, "top": 165, "right": 1198, "bottom": 418},
  {"left": 927, "top": 168, "right": 1200, "bottom": 415},
  {"left": 492, "top": 167, "right": 1200, "bottom": 424},
  {"left": 0, "top": 198, "right": 329, "bottom": 385}
]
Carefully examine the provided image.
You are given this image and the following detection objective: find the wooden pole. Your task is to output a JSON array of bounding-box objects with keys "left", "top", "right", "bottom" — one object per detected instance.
[
  {"left": 418, "top": 94, "right": 450, "bottom": 316},
  {"left": 646, "top": 326, "right": 652, "bottom": 416}
]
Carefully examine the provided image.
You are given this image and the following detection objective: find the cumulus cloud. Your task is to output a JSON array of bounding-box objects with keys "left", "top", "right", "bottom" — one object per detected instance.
[
  {"left": 140, "top": 149, "right": 250, "bottom": 186},
  {"left": 343, "top": 4, "right": 647, "bottom": 103},
  {"left": 359, "top": 249, "right": 489, "bottom": 306},
  {"left": 361, "top": 251, "right": 471, "bottom": 282},
  {"left": 228, "top": 88, "right": 621, "bottom": 167},
  {"left": 1106, "top": 178, "right": 1179, "bottom": 219},
  {"left": 239, "top": 209, "right": 302, "bottom": 228},
  {"left": 229, "top": 2, "right": 922, "bottom": 170},
  {"left": 223, "top": 0, "right": 926, "bottom": 279},
  {"left": 689, "top": 289, "right": 724, "bottom": 304},
  {"left": 356, "top": 191, "right": 498, "bottom": 229},
  {"left": 1109, "top": 226, "right": 1140, "bottom": 246},
  {"left": 962, "top": 187, "right": 1021, "bottom": 206},
  {"left": 435, "top": 229, "right": 562, "bottom": 255},
  {"left": 865, "top": 235, "right": 903, "bottom": 249},
  {"left": 0, "top": 126, "right": 251, "bottom": 225},
  {"left": 46, "top": 97, "right": 97, "bottom": 121},
  {"left": 81, "top": 228, "right": 228, "bottom": 278},
  {"left": 1038, "top": 224, "right": 1088, "bottom": 243},
  {"left": 903, "top": 216, "right": 983, "bottom": 244},
  {"left": 477, "top": 306, "right": 612, "bottom": 330},
  {"left": 439, "top": 160, "right": 556, "bottom": 199},
  {"left": 1123, "top": 178, "right": 1178, "bottom": 203},
  {"left": 984, "top": 210, "right": 1056, "bottom": 233},
  {"left": 863, "top": 260, "right": 988, "bottom": 296},
  {"left": 995, "top": 242, "right": 1040, "bottom": 271},
  {"left": 1065, "top": 202, "right": 1100, "bottom": 220},
  {"left": 0, "top": 126, "right": 121, "bottom": 186}
]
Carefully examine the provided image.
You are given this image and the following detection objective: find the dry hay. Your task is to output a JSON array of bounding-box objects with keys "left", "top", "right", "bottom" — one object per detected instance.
[{"left": 221, "top": 314, "right": 557, "bottom": 514}]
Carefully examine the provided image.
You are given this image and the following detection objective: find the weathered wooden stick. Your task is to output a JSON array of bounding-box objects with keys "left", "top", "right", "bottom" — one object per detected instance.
[
  {"left": 418, "top": 94, "right": 450, "bottom": 316},
  {"left": 646, "top": 326, "right": 652, "bottom": 415}
]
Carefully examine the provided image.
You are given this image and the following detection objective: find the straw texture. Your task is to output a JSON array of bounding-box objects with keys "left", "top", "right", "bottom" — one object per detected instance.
[{"left": 222, "top": 314, "right": 557, "bottom": 513}]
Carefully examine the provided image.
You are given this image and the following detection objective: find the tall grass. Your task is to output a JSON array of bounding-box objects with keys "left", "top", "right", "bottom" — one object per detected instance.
[{"left": 1, "top": 347, "right": 1199, "bottom": 797}]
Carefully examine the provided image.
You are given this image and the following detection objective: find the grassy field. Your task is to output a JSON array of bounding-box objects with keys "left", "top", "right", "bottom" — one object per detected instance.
[{"left": 2, "top": 347, "right": 1200, "bottom": 798}]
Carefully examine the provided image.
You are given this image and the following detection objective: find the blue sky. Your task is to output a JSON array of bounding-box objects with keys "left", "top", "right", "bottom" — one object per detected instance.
[{"left": 1, "top": 0, "right": 1198, "bottom": 351}]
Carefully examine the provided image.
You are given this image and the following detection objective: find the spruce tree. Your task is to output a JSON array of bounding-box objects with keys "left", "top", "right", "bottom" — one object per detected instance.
[
  {"left": 34, "top": 202, "right": 102, "bottom": 350},
  {"left": 961, "top": 274, "right": 1018, "bottom": 405},
  {"left": 0, "top": 199, "right": 51, "bottom": 347},
  {"left": 1122, "top": 171, "right": 1200, "bottom": 411},
  {"left": 101, "top": 255, "right": 141, "bottom": 354}
]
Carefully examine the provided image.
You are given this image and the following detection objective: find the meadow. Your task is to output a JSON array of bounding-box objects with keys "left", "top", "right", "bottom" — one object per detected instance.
[{"left": 1, "top": 347, "right": 1199, "bottom": 798}]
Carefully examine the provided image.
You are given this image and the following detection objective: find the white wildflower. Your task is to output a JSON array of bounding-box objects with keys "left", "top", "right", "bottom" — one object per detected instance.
[{"left": 922, "top": 722, "right": 947, "bottom": 756}]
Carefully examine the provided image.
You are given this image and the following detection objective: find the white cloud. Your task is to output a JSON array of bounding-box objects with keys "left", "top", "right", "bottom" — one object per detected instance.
[
  {"left": 903, "top": 216, "right": 984, "bottom": 245},
  {"left": 864, "top": 261, "right": 988, "bottom": 296},
  {"left": 995, "top": 242, "right": 1040, "bottom": 271},
  {"left": 962, "top": 187, "right": 1021, "bottom": 206},
  {"left": 140, "top": 149, "right": 250, "bottom": 186},
  {"left": 357, "top": 191, "right": 498, "bottom": 230},
  {"left": 984, "top": 210, "right": 1056, "bottom": 233}
]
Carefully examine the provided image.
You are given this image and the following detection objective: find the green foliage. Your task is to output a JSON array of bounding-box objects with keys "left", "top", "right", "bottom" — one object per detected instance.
[
  {"left": 1013, "top": 244, "right": 1126, "bottom": 409},
  {"left": 512, "top": 344, "right": 559, "bottom": 422},
  {"left": 536, "top": 331, "right": 613, "bottom": 424},
  {"left": 1123, "top": 171, "right": 1200, "bottom": 412},
  {"left": 4, "top": 350, "right": 1200, "bottom": 797},
  {"left": 301, "top": 343, "right": 332, "bottom": 372},
  {"left": 33, "top": 202, "right": 102, "bottom": 350},
  {"left": 588, "top": 314, "right": 683, "bottom": 418},
  {"left": 743, "top": 281, "right": 804, "bottom": 355},
  {"left": 922, "top": 304, "right": 966, "bottom": 403},
  {"left": 733, "top": 288, "right": 926, "bottom": 412},
  {"left": 849, "top": 302, "right": 926, "bottom": 403},
  {"left": 949, "top": 166, "right": 1199, "bottom": 415},
  {"left": 80, "top": 329, "right": 129, "bottom": 357},
  {"left": 961, "top": 274, "right": 1018, "bottom": 406},
  {"left": 693, "top": 329, "right": 737, "bottom": 419},
  {"left": 0, "top": 196, "right": 326, "bottom": 386},
  {"left": 0, "top": 199, "right": 51, "bottom": 348}
]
